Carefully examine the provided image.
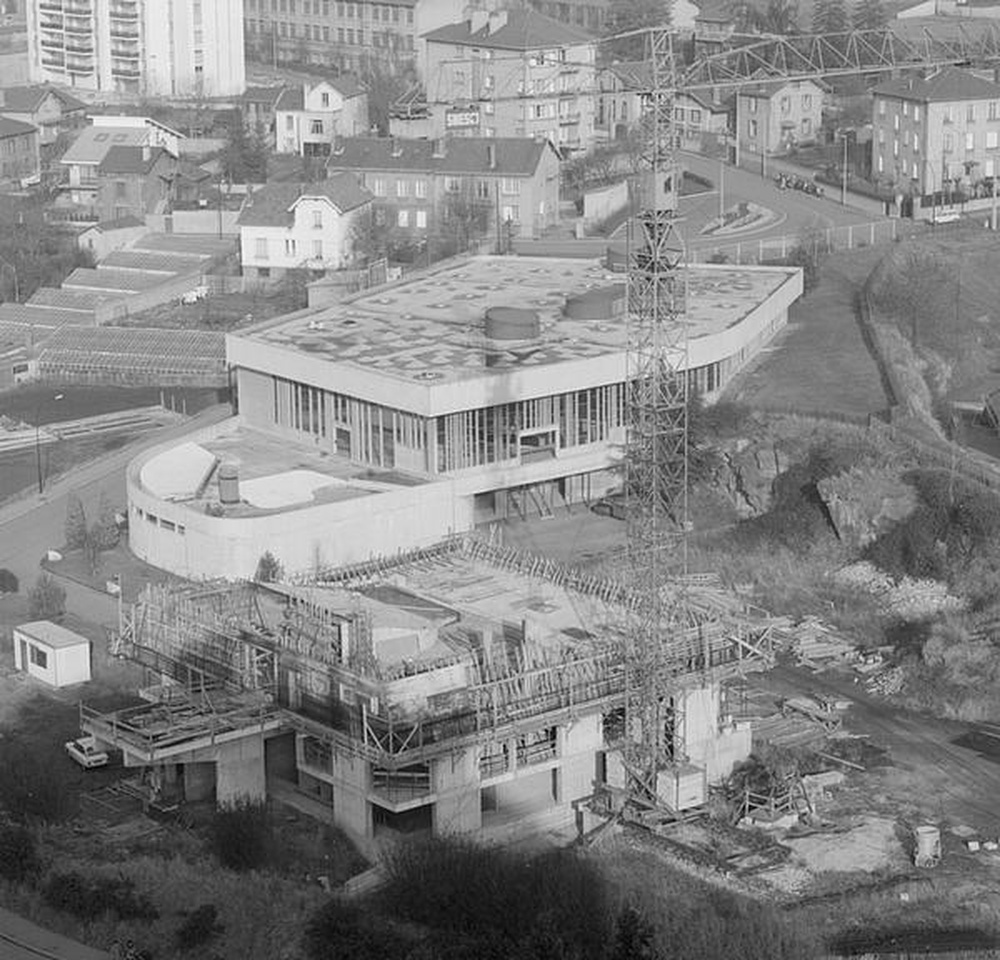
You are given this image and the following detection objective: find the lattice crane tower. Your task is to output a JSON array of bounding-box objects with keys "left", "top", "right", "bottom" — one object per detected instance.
[{"left": 620, "top": 22, "right": 1000, "bottom": 808}]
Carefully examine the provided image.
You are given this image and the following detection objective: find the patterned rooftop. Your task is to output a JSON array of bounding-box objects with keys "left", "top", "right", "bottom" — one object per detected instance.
[{"left": 244, "top": 256, "right": 797, "bottom": 385}]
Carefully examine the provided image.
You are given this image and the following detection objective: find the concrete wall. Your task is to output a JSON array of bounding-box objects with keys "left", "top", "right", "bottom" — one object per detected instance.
[
  {"left": 216, "top": 735, "right": 267, "bottom": 804},
  {"left": 679, "top": 682, "right": 752, "bottom": 783},
  {"left": 433, "top": 746, "right": 482, "bottom": 834},
  {"left": 583, "top": 180, "right": 628, "bottom": 226},
  {"left": 560, "top": 712, "right": 602, "bottom": 802},
  {"left": 331, "top": 750, "right": 371, "bottom": 839}
]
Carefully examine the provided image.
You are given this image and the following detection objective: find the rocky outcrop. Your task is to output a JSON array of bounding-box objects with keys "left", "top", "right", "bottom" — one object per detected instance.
[
  {"left": 816, "top": 466, "right": 917, "bottom": 552},
  {"left": 715, "top": 438, "right": 792, "bottom": 517}
]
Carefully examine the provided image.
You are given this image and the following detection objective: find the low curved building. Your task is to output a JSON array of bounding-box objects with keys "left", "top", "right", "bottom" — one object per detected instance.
[{"left": 128, "top": 254, "right": 802, "bottom": 580}]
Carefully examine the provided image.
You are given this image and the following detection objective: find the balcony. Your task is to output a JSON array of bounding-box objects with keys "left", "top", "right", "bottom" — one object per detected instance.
[
  {"left": 64, "top": 20, "right": 93, "bottom": 34},
  {"left": 110, "top": 27, "right": 139, "bottom": 38},
  {"left": 40, "top": 38, "right": 65, "bottom": 50},
  {"left": 109, "top": 4, "right": 139, "bottom": 20},
  {"left": 64, "top": 41, "right": 93, "bottom": 54},
  {"left": 370, "top": 765, "right": 432, "bottom": 808},
  {"left": 558, "top": 111, "right": 580, "bottom": 125},
  {"left": 66, "top": 60, "right": 94, "bottom": 74},
  {"left": 41, "top": 56, "right": 66, "bottom": 68},
  {"left": 111, "top": 65, "right": 140, "bottom": 77},
  {"left": 112, "top": 46, "right": 139, "bottom": 59},
  {"left": 39, "top": 1, "right": 63, "bottom": 10}
]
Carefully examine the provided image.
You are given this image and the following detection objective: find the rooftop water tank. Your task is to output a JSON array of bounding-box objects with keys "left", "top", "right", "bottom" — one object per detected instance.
[
  {"left": 218, "top": 462, "right": 240, "bottom": 505},
  {"left": 563, "top": 284, "right": 626, "bottom": 320},
  {"left": 485, "top": 306, "right": 539, "bottom": 341}
]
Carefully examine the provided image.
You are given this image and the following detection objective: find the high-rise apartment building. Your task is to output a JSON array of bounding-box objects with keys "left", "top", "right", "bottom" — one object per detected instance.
[{"left": 26, "top": 0, "right": 246, "bottom": 97}]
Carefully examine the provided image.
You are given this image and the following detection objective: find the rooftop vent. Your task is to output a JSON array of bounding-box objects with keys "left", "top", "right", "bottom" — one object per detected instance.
[
  {"left": 485, "top": 306, "right": 539, "bottom": 340},
  {"left": 563, "top": 284, "right": 626, "bottom": 320}
]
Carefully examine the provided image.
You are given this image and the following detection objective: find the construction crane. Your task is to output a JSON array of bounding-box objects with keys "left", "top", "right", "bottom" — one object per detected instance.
[{"left": 618, "top": 21, "right": 1000, "bottom": 813}]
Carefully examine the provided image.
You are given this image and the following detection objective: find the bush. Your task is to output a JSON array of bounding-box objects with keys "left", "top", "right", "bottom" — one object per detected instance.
[
  {"left": 0, "top": 821, "right": 39, "bottom": 884},
  {"left": 208, "top": 797, "right": 271, "bottom": 871},
  {"left": 175, "top": 903, "right": 224, "bottom": 951},
  {"left": 303, "top": 900, "right": 409, "bottom": 960},
  {"left": 0, "top": 739, "right": 67, "bottom": 823},
  {"left": 43, "top": 871, "right": 158, "bottom": 921},
  {"left": 254, "top": 550, "right": 283, "bottom": 583},
  {"left": 27, "top": 573, "right": 66, "bottom": 621},
  {"left": 64, "top": 494, "right": 87, "bottom": 550}
]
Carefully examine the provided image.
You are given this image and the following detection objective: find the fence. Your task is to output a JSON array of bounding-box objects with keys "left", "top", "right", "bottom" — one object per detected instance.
[{"left": 690, "top": 219, "right": 904, "bottom": 265}]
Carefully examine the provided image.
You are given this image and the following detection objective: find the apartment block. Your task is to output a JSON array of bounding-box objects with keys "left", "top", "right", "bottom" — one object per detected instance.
[
  {"left": 26, "top": 0, "right": 245, "bottom": 96},
  {"left": 871, "top": 67, "right": 1000, "bottom": 195}
]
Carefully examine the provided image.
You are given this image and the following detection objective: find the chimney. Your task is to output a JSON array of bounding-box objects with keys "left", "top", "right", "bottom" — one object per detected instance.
[
  {"left": 470, "top": 10, "right": 488, "bottom": 32},
  {"left": 486, "top": 142, "right": 496, "bottom": 169},
  {"left": 432, "top": 137, "right": 446, "bottom": 159},
  {"left": 487, "top": 10, "right": 508, "bottom": 33},
  {"left": 390, "top": 137, "right": 403, "bottom": 158}
]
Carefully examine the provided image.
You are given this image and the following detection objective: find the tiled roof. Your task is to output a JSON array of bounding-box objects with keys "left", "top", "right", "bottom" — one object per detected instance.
[
  {"left": 242, "top": 85, "right": 285, "bottom": 106},
  {"left": 326, "top": 136, "right": 554, "bottom": 177},
  {"left": 872, "top": 67, "right": 1000, "bottom": 103},
  {"left": 61, "top": 126, "right": 146, "bottom": 165},
  {"left": 237, "top": 172, "right": 372, "bottom": 227},
  {"left": 275, "top": 87, "right": 304, "bottom": 111},
  {"left": 0, "top": 84, "right": 86, "bottom": 114},
  {"left": 422, "top": 9, "right": 593, "bottom": 49},
  {"left": 739, "top": 77, "right": 827, "bottom": 99},
  {"left": 97, "top": 145, "right": 168, "bottom": 175},
  {"left": 0, "top": 115, "right": 36, "bottom": 138},
  {"left": 275, "top": 77, "right": 368, "bottom": 112}
]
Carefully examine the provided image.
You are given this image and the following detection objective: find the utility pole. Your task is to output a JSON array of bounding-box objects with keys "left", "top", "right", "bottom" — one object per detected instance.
[
  {"left": 35, "top": 393, "right": 64, "bottom": 496},
  {"left": 840, "top": 130, "right": 849, "bottom": 206}
]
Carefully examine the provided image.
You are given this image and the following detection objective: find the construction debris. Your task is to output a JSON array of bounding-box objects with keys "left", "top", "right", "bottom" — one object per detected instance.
[
  {"left": 770, "top": 615, "right": 859, "bottom": 670},
  {"left": 865, "top": 665, "right": 905, "bottom": 696}
]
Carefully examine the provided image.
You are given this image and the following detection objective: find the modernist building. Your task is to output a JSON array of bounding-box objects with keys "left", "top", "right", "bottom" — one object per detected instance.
[
  {"left": 237, "top": 174, "right": 374, "bottom": 278},
  {"left": 394, "top": 8, "right": 597, "bottom": 154},
  {"left": 871, "top": 67, "right": 1000, "bottom": 195},
  {"left": 126, "top": 254, "right": 802, "bottom": 582},
  {"left": 325, "top": 136, "right": 561, "bottom": 248},
  {"left": 25, "top": 0, "right": 245, "bottom": 96}
]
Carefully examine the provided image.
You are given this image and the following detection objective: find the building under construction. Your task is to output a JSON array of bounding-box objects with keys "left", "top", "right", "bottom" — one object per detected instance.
[{"left": 83, "top": 536, "right": 776, "bottom": 841}]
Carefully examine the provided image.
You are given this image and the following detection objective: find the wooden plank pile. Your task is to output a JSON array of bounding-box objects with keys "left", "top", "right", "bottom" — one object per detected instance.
[{"left": 771, "top": 615, "right": 859, "bottom": 670}]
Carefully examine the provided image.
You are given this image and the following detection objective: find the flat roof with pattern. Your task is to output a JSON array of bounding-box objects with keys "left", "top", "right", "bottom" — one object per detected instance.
[{"left": 241, "top": 256, "right": 797, "bottom": 385}]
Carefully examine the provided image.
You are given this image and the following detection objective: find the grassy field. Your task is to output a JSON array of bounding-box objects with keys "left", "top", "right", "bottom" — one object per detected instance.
[
  {"left": 728, "top": 248, "right": 891, "bottom": 420},
  {"left": 118, "top": 284, "right": 308, "bottom": 331}
]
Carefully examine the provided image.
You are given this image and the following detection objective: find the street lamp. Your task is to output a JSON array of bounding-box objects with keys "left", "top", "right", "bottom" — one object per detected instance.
[{"left": 35, "top": 393, "right": 64, "bottom": 495}]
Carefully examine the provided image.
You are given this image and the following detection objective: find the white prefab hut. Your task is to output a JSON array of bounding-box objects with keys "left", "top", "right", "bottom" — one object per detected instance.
[{"left": 13, "top": 620, "right": 91, "bottom": 687}]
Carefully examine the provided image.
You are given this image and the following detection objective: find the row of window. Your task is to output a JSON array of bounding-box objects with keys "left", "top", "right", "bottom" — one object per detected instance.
[
  {"left": 745, "top": 93, "right": 813, "bottom": 114},
  {"left": 0, "top": 135, "right": 33, "bottom": 155},
  {"left": 878, "top": 99, "right": 1000, "bottom": 123},
  {"left": 134, "top": 505, "right": 186, "bottom": 535},
  {"left": 248, "top": 18, "right": 414, "bottom": 48},
  {"left": 247, "top": 0, "right": 413, "bottom": 23},
  {"left": 358, "top": 175, "right": 522, "bottom": 198},
  {"left": 746, "top": 118, "right": 813, "bottom": 138},
  {"left": 878, "top": 129, "right": 1000, "bottom": 155},
  {"left": 254, "top": 236, "right": 329, "bottom": 259},
  {"left": 874, "top": 155, "right": 999, "bottom": 179}
]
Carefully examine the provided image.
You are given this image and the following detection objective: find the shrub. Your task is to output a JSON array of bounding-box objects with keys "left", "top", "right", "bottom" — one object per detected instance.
[
  {"left": 43, "top": 871, "right": 158, "bottom": 921},
  {"left": 208, "top": 797, "right": 271, "bottom": 871},
  {"left": 0, "top": 738, "right": 67, "bottom": 823},
  {"left": 91, "top": 491, "right": 120, "bottom": 551},
  {"left": 0, "top": 821, "right": 39, "bottom": 884},
  {"left": 64, "top": 494, "right": 87, "bottom": 550},
  {"left": 27, "top": 573, "right": 66, "bottom": 621},
  {"left": 303, "top": 900, "right": 409, "bottom": 960},
  {"left": 175, "top": 903, "right": 224, "bottom": 951},
  {"left": 254, "top": 550, "right": 283, "bottom": 583}
]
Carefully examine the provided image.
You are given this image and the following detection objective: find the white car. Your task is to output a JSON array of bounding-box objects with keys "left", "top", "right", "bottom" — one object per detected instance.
[{"left": 65, "top": 735, "right": 109, "bottom": 769}]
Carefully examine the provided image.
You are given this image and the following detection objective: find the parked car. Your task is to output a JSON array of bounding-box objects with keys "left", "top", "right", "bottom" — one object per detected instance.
[{"left": 65, "top": 735, "right": 109, "bottom": 769}]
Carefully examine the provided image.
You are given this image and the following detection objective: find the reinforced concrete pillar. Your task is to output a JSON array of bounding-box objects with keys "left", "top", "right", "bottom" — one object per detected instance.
[{"left": 433, "top": 747, "right": 482, "bottom": 835}]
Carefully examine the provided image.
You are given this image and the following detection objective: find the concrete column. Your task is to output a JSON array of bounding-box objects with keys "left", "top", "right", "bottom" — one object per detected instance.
[
  {"left": 433, "top": 746, "right": 482, "bottom": 835},
  {"left": 216, "top": 734, "right": 267, "bottom": 805},
  {"left": 559, "top": 714, "right": 602, "bottom": 803},
  {"left": 331, "top": 751, "right": 372, "bottom": 839},
  {"left": 183, "top": 761, "right": 216, "bottom": 801}
]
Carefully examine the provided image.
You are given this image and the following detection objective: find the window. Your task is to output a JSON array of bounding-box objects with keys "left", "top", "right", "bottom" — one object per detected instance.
[
  {"left": 893, "top": 137, "right": 898, "bottom": 157},
  {"left": 115, "top": 180, "right": 127, "bottom": 198},
  {"left": 748, "top": 118, "right": 758, "bottom": 138},
  {"left": 501, "top": 204, "right": 518, "bottom": 222},
  {"left": 286, "top": 115, "right": 294, "bottom": 130},
  {"left": 689, "top": 109, "right": 701, "bottom": 125},
  {"left": 311, "top": 119, "right": 323, "bottom": 135},
  {"left": 338, "top": 27, "right": 344, "bottom": 40},
  {"left": 747, "top": 96, "right": 757, "bottom": 114},
  {"left": 414, "top": 179, "right": 427, "bottom": 198},
  {"left": 877, "top": 128, "right": 885, "bottom": 145},
  {"left": 255, "top": 237, "right": 269, "bottom": 259},
  {"left": 944, "top": 132, "right": 954, "bottom": 153},
  {"left": 878, "top": 99, "right": 885, "bottom": 116},
  {"left": 988, "top": 130, "right": 998, "bottom": 149},
  {"left": 801, "top": 118, "right": 811, "bottom": 135},
  {"left": 674, "top": 106, "right": 684, "bottom": 121},
  {"left": 913, "top": 132, "right": 919, "bottom": 152},
  {"left": 500, "top": 178, "right": 520, "bottom": 195},
  {"left": 991, "top": 102, "right": 999, "bottom": 121},
  {"left": 445, "top": 177, "right": 460, "bottom": 193},
  {"left": 285, "top": 238, "right": 297, "bottom": 256},
  {"left": 29, "top": 646, "right": 47, "bottom": 669},
  {"left": 966, "top": 131, "right": 975, "bottom": 151},
  {"left": 780, "top": 96, "right": 790, "bottom": 115},
  {"left": 371, "top": 177, "right": 385, "bottom": 196},
  {"left": 893, "top": 114, "right": 899, "bottom": 131},
  {"left": 988, "top": 158, "right": 996, "bottom": 177},
  {"left": 397, "top": 208, "right": 409, "bottom": 227},
  {"left": 802, "top": 94, "right": 812, "bottom": 110},
  {"left": 914, "top": 105, "right": 921, "bottom": 122},
  {"left": 396, "top": 178, "right": 409, "bottom": 197},
  {"left": 943, "top": 106, "right": 952, "bottom": 123},
  {"left": 913, "top": 161, "right": 919, "bottom": 179},
  {"left": 312, "top": 209, "right": 323, "bottom": 229},
  {"left": 313, "top": 239, "right": 323, "bottom": 258},
  {"left": 903, "top": 101, "right": 909, "bottom": 116},
  {"left": 415, "top": 209, "right": 427, "bottom": 228},
  {"left": 968, "top": 104, "right": 976, "bottom": 122},
  {"left": 877, "top": 154, "right": 883, "bottom": 173},
  {"left": 321, "top": 92, "right": 329, "bottom": 107}
]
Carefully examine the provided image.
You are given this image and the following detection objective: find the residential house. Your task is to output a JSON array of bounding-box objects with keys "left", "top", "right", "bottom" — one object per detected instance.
[
  {"left": 871, "top": 67, "right": 1000, "bottom": 196},
  {"left": 694, "top": 0, "right": 737, "bottom": 57},
  {"left": 0, "top": 115, "right": 39, "bottom": 186},
  {"left": 0, "top": 84, "right": 85, "bottom": 145},
  {"left": 237, "top": 173, "right": 373, "bottom": 279},
  {"left": 241, "top": 85, "right": 285, "bottom": 136},
  {"left": 596, "top": 60, "right": 731, "bottom": 155},
  {"left": 402, "top": 8, "right": 597, "bottom": 155},
  {"left": 274, "top": 79, "right": 370, "bottom": 156},
  {"left": 95, "top": 145, "right": 177, "bottom": 222},
  {"left": 736, "top": 79, "right": 825, "bottom": 160},
  {"left": 326, "top": 136, "right": 561, "bottom": 252},
  {"left": 58, "top": 115, "right": 181, "bottom": 211}
]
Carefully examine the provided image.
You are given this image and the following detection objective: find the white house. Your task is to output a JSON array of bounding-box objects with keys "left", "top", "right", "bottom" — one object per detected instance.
[
  {"left": 13, "top": 620, "right": 91, "bottom": 688},
  {"left": 274, "top": 79, "right": 370, "bottom": 157},
  {"left": 237, "top": 174, "right": 374, "bottom": 279}
]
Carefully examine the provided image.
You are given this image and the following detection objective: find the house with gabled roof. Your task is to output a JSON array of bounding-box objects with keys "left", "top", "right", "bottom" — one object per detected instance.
[
  {"left": 0, "top": 84, "right": 85, "bottom": 145},
  {"left": 0, "top": 114, "right": 39, "bottom": 186},
  {"left": 736, "top": 78, "right": 826, "bottom": 159},
  {"left": 237, "top": 173, "right": 373, "bottom": 280},
  {"left": 872, "top": 66, "right": 1000, "bottom": 194},
  {"left": 273, "top": 79, "right": 369, "bottom": 157},
  {"left": 95, "top": 145, "right": 178, "bottom": 223},
  {"left": 325, "top": 135, "right": 561, "bottom": 251}
]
